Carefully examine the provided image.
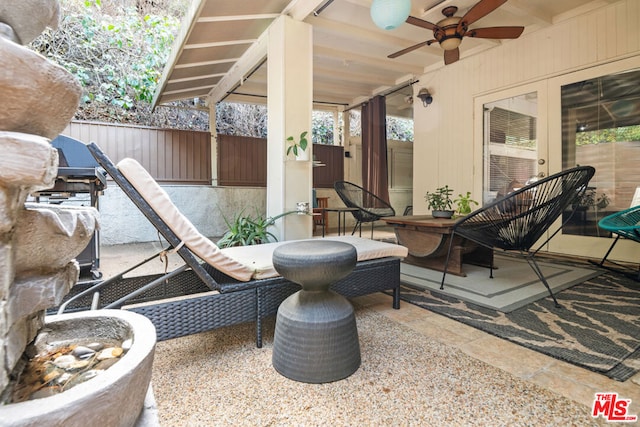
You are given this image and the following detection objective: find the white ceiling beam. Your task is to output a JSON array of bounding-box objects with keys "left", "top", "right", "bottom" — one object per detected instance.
[
  {"left": 553, "top": 0, "right": 619, "bottom": 24},
  {"left": 197, "top": 14, "right": 280, "bottom": 23},
  {"left": 174, "top": 58, "right": 239, "bottom": 69},
  {"left": 168, "top": 73, "right": 226, "bottom": 84},
  {"left": 314, "top": 45, "right": 425, "bottom": 75},
  {"left": 164, "top": 85, "right": 216, "bottom": 96},
  {"left": 309, "top": 15, "right": 412, "bottom": 47},
  {"left": 500, "top": 0, "right": 552, "bottom": 27},
  {"left": 152, "top": 0, "right": 208, "bottom": 108},
  {"left": 185, "top": 39, "right": 256, "bottom": 49},
  {"left": 314, "top": 65, "right": 393, "bottom": 86},
  {"left": 284, "top": 0, "right": 327, "bottom": 20},
  {"left": 208, "top": 25, "right": 269, "bottom": 103}
]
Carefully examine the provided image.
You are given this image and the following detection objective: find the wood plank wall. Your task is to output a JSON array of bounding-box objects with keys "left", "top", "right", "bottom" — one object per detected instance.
[
  {"left": 217, "top": 134, "right": 267, "bottom": 186},
  {"left": 62, "top": 120, "right": 211, "bottom": 185},
  {"left": 217, "top": 135, "right": 346, "bottom": 188}
]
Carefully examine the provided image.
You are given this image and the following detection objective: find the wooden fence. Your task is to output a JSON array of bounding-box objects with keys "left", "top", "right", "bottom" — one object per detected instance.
[{"left": 62, "top": 121, "right": 211, "bottom": 185}]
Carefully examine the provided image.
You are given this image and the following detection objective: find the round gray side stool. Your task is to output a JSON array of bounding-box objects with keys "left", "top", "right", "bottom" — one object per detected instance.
[{"left": 272, "top": 240, "right": 360, "bottom": 383}]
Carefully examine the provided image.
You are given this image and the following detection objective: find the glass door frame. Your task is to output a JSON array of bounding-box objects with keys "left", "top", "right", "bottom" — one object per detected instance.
[
  {"left": 473, "top": 81, "right": 549, "bottom": 210},
  {"left": 546, "top": 55, "right": 640, "bottom": 260}
]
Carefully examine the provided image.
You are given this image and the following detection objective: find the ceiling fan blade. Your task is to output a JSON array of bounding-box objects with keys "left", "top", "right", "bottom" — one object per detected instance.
[
  {"left": 457, "top": 0, "right": 507, "bottom": 32},
  {"left": 444, "top": 48, "right": 459, "bottom": 65},
  {"left": 406, "top": 16, "right": 438, "bottom": 31},
  {"left": 388, "top": 40, "right": 432, "bottom": 58},
  {"left": 466, "top": 26, "right": 524, "bottom": 39}
]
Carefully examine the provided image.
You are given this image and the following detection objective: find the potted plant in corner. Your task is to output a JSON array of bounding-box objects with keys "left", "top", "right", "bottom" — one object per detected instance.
[
  {"left": 286, "top": 131, "right": 309, "bottom": 161},
  {"left": 425, "top": 185, "right": 455, "bottom": 218},
  {"left": 454, "top": 191, "right": 479, "bottom": 216}
]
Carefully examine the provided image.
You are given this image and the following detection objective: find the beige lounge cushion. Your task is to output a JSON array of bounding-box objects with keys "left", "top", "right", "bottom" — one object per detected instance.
[
  {"left": 221, "top": 235, "right": 408, "bottom": 280},
  {"left": 116, "top": 157, "right": 408, "bottom": 282},
  {"left": 117, "top": 158, "right": 255, "bottom": 282}
]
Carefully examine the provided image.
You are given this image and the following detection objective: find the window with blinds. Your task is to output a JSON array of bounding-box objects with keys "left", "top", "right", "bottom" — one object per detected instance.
[{"left": 484, "top": 94, "right": 538, "bottom": 203}]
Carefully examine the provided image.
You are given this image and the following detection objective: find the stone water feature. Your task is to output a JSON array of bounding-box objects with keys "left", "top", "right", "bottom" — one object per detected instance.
[{"left": 0, "top": 2, "right": 156, "bottom": 425}]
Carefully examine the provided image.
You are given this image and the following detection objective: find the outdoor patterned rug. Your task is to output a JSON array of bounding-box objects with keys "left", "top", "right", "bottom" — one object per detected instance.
[
  {"left": 400, "top": 256, "right": 602, "bottom": 312},
  {"left": 399, "top": 271, "right": 640, "bottom": 381}
]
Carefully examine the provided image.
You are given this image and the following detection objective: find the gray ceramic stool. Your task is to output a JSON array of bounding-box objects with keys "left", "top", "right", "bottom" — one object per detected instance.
[{"left": 272, "top": 240, "right": 360, "bottom": 383}]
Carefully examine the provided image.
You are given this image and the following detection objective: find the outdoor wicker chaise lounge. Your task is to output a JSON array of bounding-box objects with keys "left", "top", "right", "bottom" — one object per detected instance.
[{"left": 57, "top": 142, "right": 408, "bottom": 347}]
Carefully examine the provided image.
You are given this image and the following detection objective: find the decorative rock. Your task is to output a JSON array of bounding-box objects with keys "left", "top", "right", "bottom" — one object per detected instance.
[
  {"left": 0, "top": 132, "right": 58, "bottom": 235},
  {"left": 9, "top": 263, "right": 79, "bottom": 323},
  {"left": 0, "top": 22, "right": 18, "bottom": 43},
  {"left": 0, "top": 0, "right": 60, "bottom": 45},
  {"left": 52, "top": 355, "right": 76, "bottom": 369},
  {"left": 71, "top": 346, "right": 95, "bottom": 360},
  {"left": 85, "top": 342, "right": 104, "bottom": 352},
  {"left": 97, "top": 347, "right": 124, "bottom": 360},
  {"left": 0, "top": 36, "right": 81, "bottom": 139},
  {"left": 0, "top": 132, "right": 57, "bottom": 190},
  {"left": 14, "top": 203, "right": 98, "bottom": 275}
]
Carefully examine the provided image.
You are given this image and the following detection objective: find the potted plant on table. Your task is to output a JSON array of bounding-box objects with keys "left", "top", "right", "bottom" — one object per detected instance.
[
  {"left": 454, "top": 191, "right": 479, "bottom": 216},
  {"left": 425, "top": 185, "right": 455, "bottom": 218}
]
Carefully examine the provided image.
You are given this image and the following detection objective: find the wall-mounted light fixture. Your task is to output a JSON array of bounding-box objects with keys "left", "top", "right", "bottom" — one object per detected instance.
[
  {"left": 416, "top": 88, "right": 433, "bottom": 107},
  {"left": 370, "top": 0, "right": 411, "bottom": 30}
]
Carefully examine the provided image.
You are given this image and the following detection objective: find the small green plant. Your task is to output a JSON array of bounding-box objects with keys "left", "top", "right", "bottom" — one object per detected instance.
[
  {"left": 425, "top": 185, "right": 454, "bottom": 211},
  {"left": 217, "top": 209, "right": 296, "bottom": 248},
  {"left": 454, "top": 191, "right": 479, "bottom": 215},
  {"left": 286, "top": 131, "right": 309, "bottom": 157}
]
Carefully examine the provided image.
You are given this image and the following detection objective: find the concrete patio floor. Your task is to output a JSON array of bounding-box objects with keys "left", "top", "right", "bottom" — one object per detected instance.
[{"left": 96, "top": 229, "right": 640, "bottom": 424}]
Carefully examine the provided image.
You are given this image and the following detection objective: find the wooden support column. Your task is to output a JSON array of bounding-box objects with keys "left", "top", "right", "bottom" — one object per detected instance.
[{"left": 267, "top": 16, "right": 313, "bottom": 241}]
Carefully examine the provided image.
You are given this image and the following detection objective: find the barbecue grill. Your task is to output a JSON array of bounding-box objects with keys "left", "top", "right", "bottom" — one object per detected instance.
[{"left": 33, "top": 135, "right": 106, "bottom": 280}]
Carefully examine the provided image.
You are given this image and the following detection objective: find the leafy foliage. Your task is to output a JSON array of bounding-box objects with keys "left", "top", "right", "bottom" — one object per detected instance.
[
  {"left": 286, "top": 131, "right": 309, "bottom": 156},
  {"left": 217, "top": 209, "right": 296, "bottom": 247},
  {"left": 454, "top": 191, "right": 479, "bottom": 215},
  {"left": 30, "top": 0, "right": 208, "bottom": 129},
  {"left": 349, "top": 111, "right": 414, "bottom": 142},
  {"left": 215, "top": 103, "right": 267, "bottom": 137},
  {"left": 576, "top": 126, "right": 640, "bottom": 145},
  {"left": 425, "top": 185, "right": 454, "bottom": 211}
]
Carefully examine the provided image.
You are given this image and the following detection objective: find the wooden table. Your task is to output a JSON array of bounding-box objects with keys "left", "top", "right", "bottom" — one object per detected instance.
[{"left": 383, "top": 215, "right": 493, "bottom": 276}]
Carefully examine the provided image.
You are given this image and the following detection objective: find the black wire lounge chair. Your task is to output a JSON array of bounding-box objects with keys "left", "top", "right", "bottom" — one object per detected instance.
[
  {"left": 56, "top": 143, "right": 408, "bottom": 347},
  {"left": 334, "top": 181, "right": 396, "bottom": 238},
  {"left": 440, "top": 166, "right": 596, "bottom": 307},
  {"left": 592, "top": 204, "right": 640, "bottom": 280}
]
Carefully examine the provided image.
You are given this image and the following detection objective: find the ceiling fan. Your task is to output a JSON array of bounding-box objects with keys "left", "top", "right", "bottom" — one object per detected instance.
[{"left": 388, "top": 0, "right": 524, "bottom": 65}]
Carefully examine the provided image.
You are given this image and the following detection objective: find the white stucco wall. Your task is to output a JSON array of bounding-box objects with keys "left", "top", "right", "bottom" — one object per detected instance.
[
  {"left": 98, "top": 186, "right": 266, "bottom": 245},
  {"left": 411, "top": 0, "right": 640, "bottom": 261}
]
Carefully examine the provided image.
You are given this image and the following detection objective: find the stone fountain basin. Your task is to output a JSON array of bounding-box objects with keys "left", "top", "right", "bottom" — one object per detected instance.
[{"left": 0, "top": 310, "right": 156, "bottom": 427}]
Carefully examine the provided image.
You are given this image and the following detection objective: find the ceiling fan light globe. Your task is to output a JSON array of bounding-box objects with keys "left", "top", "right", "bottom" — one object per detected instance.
[
  {"left": 370, "top": 0, "right": 411, "bottom": 31},
  {"left": 440, "top": 37, "right": 462, "bottom": 50}
]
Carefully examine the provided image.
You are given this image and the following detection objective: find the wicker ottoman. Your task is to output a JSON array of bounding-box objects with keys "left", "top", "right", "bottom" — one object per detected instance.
[{"left": 271, "top": 240, "right": 361, "bottom": 383}]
